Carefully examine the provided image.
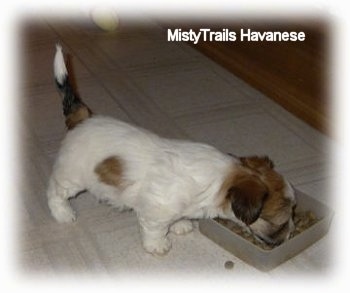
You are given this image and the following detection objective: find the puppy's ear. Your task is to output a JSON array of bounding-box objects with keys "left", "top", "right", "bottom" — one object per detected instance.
[
  {"left": 240, "top": 156, "right": 274, "bottom": 170},
  {"left": 228, "top": 178, "right": 268, "bottom": 225}
]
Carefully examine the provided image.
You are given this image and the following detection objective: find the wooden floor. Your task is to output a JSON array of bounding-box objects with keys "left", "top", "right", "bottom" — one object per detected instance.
[
  {"left": 18, "top": 16, "right": 333, "bottom": 277},
  {"left": 163, "top": 19, "right": 330, "bottom": 134}
]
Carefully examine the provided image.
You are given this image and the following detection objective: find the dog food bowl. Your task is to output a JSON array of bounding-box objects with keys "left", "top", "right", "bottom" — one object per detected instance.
[{"left": 199, "top": 190, "right": 333, "bottom": 271}]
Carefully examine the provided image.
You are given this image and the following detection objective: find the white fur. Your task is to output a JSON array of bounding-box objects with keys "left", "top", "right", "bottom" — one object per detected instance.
[
  {"left": 284, "top": 179, "right": 296, "bottom": 204},
  {"left": 47, "top": 116, "right": 237, "bottom": 255},
  {"left": 53, "top": 44, "right": 67, "bottom": 85}
]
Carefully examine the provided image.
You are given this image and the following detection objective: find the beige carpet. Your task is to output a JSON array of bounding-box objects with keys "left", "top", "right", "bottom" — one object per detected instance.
[{"left": 18, "top": 16, "right": 333, "bottom": 277}]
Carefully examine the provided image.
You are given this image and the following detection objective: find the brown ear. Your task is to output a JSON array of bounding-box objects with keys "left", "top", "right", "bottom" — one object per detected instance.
[
  {"left": 228, "top": 178, "right": 268, "bottom": 225},
  {"left": 239, "top": 156, "right": 274, "bottom": 170}
]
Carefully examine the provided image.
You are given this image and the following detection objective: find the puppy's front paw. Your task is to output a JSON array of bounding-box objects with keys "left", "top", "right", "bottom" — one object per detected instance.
[
  {"left": 49, "top": 200, "right": 76, "bottom": 223},
  {"left": 170, "top": 219, "right": 193, "bottom": 235},
  {"left": 143, "top": 237, "right": 172, "bottom": 256}
]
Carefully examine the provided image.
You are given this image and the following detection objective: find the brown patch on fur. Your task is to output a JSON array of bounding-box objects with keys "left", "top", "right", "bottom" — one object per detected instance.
[
  {"left": 228, "top": 170, "right": 268, "bottom": 224},
  {"left": 95, "top": 156, "right": 123, "bottom": 187},
  {"left": 218, "top": 156, "right": 294, "bottom": 245},
  {"left": 238, "top": 155, "right": 292, "bottom": 224},
  {"left": 219, "top": 166, "right": 268, "bottom": 225},
  {"left": 243, "top": 158, "right": 291, "bottom": 222},
  {"left": 220, "top": 156, "right": 292, "bottom": 225},
  {"left": 65, "top": 105, "right": 92, "bottom": 130},
  {"left": 239, "top": 155, "right": 274, "bottom": 172},
  {"left": 259, "top": 170, "right": 292, "bottom": 225}
]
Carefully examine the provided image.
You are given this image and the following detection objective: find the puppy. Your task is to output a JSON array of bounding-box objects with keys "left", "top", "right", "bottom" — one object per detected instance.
[{"left": 47, "top": 45, "right": 296, "bottom": 255}]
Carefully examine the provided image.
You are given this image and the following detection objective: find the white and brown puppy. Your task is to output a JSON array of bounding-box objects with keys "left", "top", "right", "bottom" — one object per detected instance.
[{"left": 48, "top": 45, "right": 296, "bottom": 255}]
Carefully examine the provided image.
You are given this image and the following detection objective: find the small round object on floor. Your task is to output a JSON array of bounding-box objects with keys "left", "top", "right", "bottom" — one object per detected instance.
[{"left": 224, "top": 260, "right": 234, "bottom": 270}]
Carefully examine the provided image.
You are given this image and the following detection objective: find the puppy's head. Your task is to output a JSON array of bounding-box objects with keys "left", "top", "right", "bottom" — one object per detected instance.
[{"left": 222, "top": 156, "right": 296, "bottom": 246}]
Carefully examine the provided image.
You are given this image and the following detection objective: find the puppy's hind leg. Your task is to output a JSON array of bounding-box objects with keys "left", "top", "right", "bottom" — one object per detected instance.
[{"left": 47, "top": 177, "right": 80, "bottom": 223}]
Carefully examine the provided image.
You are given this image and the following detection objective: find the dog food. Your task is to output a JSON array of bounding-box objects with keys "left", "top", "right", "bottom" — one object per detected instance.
[
  {"left": 224, "top": 260, "right": 235, "bottom": 269},
  {"left": 215, "top": 210, "right": 318, "bottom": 250},
  {"left": 200, "top": 190, "right": 333, "bottom": 271},
  {"left": 291, "top": 210, "right": 318, "bottom": 237}
]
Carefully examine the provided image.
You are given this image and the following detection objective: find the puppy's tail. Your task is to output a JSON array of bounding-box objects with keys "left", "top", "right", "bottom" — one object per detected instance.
[{"left": 54, "top": 44, "right": 92, "bottom": 130}]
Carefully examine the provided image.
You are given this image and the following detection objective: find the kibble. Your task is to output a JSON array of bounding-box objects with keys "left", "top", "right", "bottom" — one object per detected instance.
[
  {"left": 290, "top": 210, "right": 318, "bottom": 237},
  {"left": 216, "top": 210, "right": 318, "bottom": 250},
  {"left": 224, "top": 260, "right": 234, "bottom": 269}
]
